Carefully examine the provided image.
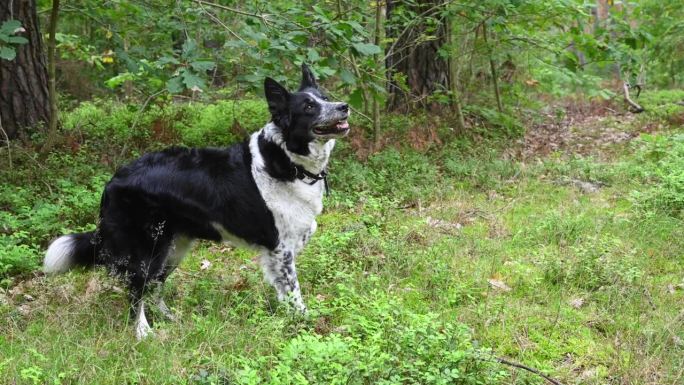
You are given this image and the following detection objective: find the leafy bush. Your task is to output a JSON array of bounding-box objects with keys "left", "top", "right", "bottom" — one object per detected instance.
[
  {"left": 235, "top": 295, "right": 506, "bottom": 384},
  {"left": 441, "top": 148, "right": 520, "bottom": 191},
  {"left": 331, "top": 148, "right": 438, "bottom": 203},
  {"left": 542, "top": 236, "right": 643, "bottom": 291},
  {"left": 62, "top": 99, "right": 268, "bottom": 149},
  {"left": 631, "top": 134, "right": 684, "bottom": 217}
]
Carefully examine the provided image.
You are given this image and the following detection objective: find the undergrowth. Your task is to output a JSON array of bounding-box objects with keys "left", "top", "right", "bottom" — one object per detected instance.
[{"left": 1, "top": 90, "right": 683, "bottom": 384}]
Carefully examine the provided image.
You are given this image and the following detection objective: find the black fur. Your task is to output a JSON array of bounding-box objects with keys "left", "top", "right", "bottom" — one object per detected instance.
[
  {"left": 78, "top": 142, "right": 278, "bottom": 306},
  {"left": 46, "top": 64, "right": 349, "bottom": 334}
]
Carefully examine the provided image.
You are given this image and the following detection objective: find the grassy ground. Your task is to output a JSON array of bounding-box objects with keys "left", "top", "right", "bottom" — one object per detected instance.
[{"left": 1, "top": 93, "right": 683, "bottom": 384}]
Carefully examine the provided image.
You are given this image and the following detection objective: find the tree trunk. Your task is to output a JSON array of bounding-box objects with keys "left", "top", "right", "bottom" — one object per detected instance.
[
  {"left": 40, "top": 0, "right": 60, "bottom": 154},
  {"left": 0, "top": 0, "right": 51, "bottom": 141},
  {"left": 385, "top": 0, "right": 449, "bottom": 111},
  {"left": 482, "top": 23, "right": 503, "bottom": 113},
  {"left": 445, "top": 20, "right": 465, "bottom": 132},
  {"left": 372, "top": 0, "right": 384, "bottom": 149}
]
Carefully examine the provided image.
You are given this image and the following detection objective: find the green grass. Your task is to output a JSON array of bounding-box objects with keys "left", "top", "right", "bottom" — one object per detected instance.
[{"left": 1, "top": 95, "right": 684, "bottom": 384}]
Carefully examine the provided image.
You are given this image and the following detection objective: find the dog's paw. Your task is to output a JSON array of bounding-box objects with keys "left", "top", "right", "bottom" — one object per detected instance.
[
  {"left": 156, "top": 298, "right": 178, "bottom": 322},
  {"left": 135, "top": 321, "right": 154, "bottom": 340}
]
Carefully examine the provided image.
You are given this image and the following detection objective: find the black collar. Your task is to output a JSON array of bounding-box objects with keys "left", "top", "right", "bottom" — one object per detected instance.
[
  {"left": 293, "top": 164, "right": 329, "bottom": 195},
  {"left": 257, "top": 133, "right": 330, "bottom": 195}
]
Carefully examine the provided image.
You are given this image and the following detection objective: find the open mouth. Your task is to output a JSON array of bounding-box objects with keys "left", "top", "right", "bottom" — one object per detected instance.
[{"left": 313, "top": 119, "right": 350, "bottom": 135}]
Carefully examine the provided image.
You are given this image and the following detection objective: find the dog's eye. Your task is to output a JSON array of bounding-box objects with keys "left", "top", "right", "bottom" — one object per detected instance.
[
  {"left": 304, "top": 103, "right": 315, "bottom": 111},
  {"left": 321, "top": 96, "right": 329, "bottom": 101}
]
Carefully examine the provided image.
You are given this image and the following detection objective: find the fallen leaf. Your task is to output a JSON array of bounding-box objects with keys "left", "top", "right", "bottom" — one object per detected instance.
[
  {"left": 200, "top": 260, "right": 211, "bottom": 270},
  {"left": 569, "top": 298, "right": 585, "bottom": 309},
  {"left": 673, "top": 336, "right": 684, "bottom": 347},
  {"left": 85, "top": 277, "right": 102, "bottom": 298},
  {"left": 488, "top": 279, "right": 512, "bottom": 292},
  {"left": 17, "top": 304, "right": 31, "bottom": 316},
  {"left": 426, "top": 216, "right": 463, "bottom": 231}
]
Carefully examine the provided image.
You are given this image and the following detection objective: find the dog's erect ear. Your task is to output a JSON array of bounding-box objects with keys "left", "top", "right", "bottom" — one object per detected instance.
[
  {"left": 264, "top": 77, "right": 290, "bottom": 113},
  {"left": 299, "top": 63, "right": 318, "bottom": 90},
  {"left": 265, "top": 77, "right": 291, "bottom": 129}
]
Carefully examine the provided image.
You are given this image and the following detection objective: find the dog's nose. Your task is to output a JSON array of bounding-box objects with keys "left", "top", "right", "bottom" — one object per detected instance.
[{"left": 337, "top": 103, "right": 349, "bottom": 113}]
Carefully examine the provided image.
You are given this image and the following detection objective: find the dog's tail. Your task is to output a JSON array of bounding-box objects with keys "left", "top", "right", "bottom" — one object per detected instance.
[{"left": 43, "top": 231, "right": 98, "bottom": 274}]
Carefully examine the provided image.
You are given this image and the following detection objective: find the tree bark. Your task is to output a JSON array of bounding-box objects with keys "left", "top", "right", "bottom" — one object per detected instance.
[
  {"left": 40, "top": 0, "right": 60, "bottom": 154},
  {"left": 445, "top": 20, "right": 465, "bottom": 131},
  {"left": 372, "top": 0, "right": 384, "bottom": 149},
  {"left": 482, "top": 23, "right": 503, "bottom": 113},
  {"left": 0, "top": 0, "right": 51, "bottom": 141},
  {"left": 385, "top": 0, "right": 449, "bottom": 111}
]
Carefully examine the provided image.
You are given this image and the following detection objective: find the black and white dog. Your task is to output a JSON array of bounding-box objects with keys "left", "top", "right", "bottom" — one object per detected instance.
[{"left": 43, "top": 64, "right": 349, "bottom": 339}]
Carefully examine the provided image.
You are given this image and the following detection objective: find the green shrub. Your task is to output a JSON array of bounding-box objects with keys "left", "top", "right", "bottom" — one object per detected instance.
[
  {"left": 174, "top": 100, "right": 267, "bottom": 146},
  {"left": 234, "top": 296, "right": 506, "bottom": 385},
  {"left": 631, "top": 134, "right": 684, "bottom": 217},
  {"left": 542, "top": 236, "right": 643, "bottom": 291},
  {"left": 331, "top": 148, "right": 438, "bottom": 203},
  {"left": 62, "top": 99, "right": 268, "bottom": 149}
]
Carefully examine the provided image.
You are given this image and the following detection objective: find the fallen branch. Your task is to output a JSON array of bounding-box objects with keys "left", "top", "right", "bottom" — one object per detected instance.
[
  {"left": 492, "top": 356, "right": 566, "bottom": 385},
  {"left": 477, "top": 352, "right": 566, "bottom": 385},
  {"left": 0, "top": 117, "right": 12, "bottom": 169},
  {"left": 623, "top": 82, "right": 644, "bottom": 113}
]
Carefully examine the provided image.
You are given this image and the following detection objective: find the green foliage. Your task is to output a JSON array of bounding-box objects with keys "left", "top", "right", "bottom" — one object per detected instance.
[
  {"left": 0, "top": 19, "right": 28, "bottom": 61},
  {"left": 0, "top": 175, "right": 105, "bottom": 282},
  {"left": 631, "top": 133, "right": 684, "bottom": 218},
  {"left": 541, "top": 236, "right": 643, "bottom": 291},
  {"left": 2, "top": 99, "right": 684, "bottom": 383},
  {"left": 332, "top": 148, "right": 438, "bottom": 204},
  {"left": 62, "top": 99, "right": 267, "bottom": 148},
  {"left": 235, "top": 299, "right": 505, "bottom": 384}
]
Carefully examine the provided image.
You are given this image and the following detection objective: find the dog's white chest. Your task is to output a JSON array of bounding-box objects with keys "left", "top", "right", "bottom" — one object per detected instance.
[
  {"left": 254, "top": 171, "right": 323, "bottom": 245},
  {"left": 248, "top": 129, "right": 329, "bottom": 249}
]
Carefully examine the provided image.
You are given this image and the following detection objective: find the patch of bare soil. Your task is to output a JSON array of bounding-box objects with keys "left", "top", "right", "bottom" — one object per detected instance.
[{"left": 514, "top": 100, "right": 647, "bottom": 160}]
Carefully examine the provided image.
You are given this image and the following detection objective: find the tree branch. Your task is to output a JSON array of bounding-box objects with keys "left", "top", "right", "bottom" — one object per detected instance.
[{"left": 623, "top": 82, "right": 645, "bottom": 113}]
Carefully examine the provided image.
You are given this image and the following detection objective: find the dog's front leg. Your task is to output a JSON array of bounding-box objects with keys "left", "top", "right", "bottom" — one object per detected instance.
[{"left": 260, "top": 248, "right": 306, "bottom": 313}]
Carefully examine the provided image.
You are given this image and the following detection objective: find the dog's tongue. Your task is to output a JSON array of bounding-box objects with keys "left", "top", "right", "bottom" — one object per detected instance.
[{"left": 336, "top": 120, "right": 349, "bottom": 130}]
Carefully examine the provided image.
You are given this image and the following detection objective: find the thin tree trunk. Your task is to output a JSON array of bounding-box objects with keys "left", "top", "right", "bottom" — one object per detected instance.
[
  {"left": 372, "top": 0, "right": 384, "bottom": 149},
  {"left": 41, "top": 0, "right": 61, "bottom": 154},
  {"left": 0, "top": 0, "right": 51, "bottom": 141},
  {"left": 482, "top": 22, "right": 503, "bottom": 113},
  {"left": 446, "top": 20, "right": 465, "bottom": 132}
]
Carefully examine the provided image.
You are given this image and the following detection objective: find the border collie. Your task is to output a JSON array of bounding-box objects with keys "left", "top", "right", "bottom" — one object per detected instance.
[{"left": 43, "top": 64, "right": 350, "bottom": 339}]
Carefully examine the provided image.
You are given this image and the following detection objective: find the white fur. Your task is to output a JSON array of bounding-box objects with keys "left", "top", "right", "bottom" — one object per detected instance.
[
  {"left": 251, "top": 123, "right": 331, "bottom": 245},
  {"left": 165, "top": 236, "right": 194, "bottom": 270},
  {"left": 135, "top": 302, "right": 152, "bottom": 340},
  {"left": 211, "top": 222, "right": 266, "bottom": 251},
  {"left": 43, "top": 235, "right": 76, "bottom": 274},
  {"left": 248, "top": 123, "right": 334, "bottom": 312}
]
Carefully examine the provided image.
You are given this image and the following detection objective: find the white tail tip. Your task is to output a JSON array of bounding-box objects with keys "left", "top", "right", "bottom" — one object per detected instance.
[{"left": 44, "top": 235, "right": 75, "bottom": 274}]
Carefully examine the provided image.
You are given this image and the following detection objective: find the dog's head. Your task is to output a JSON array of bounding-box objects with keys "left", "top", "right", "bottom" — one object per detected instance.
[{"left": 264, "top": 64, "right": 350, "bottom": 155}]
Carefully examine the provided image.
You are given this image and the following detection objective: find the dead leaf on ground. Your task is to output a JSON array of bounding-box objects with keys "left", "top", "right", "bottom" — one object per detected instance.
[
  {"left": 488, "top": 279, "right": 512, "bottom": 292},
  {"left": 569, "top": 297, "right": 585, "bottom": 309},
  {"left": 426, "top": 216, "right": 463, "bottom": 232},
  {"left": 17, "top": 304, "right": 31, "bottom": 316},
  {"left": 85, "top": 277, "right": 102, "bottom": 299},
  {"left": 200, "top": 260, "right": 212, "bottom": 270},
  {"left": 667, "top": 283, "right": 684, "bottom": 294}
]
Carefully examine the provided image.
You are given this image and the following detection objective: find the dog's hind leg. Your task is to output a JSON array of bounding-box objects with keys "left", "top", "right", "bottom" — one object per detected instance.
[
  {"left": 134, "top": 300, "right": 152, "bottom": 340},
  {"left": 260, "top": 247, "right": 306, "bottom": 313},
  {"left": 151, "top": 236, "right": 194, "bottom": 322},
  {"left": 151, "top": 282, "right": 177, "bottom": 322},
  {"left": 128, "top": 281, "right": 153, "bottom": 340}
]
